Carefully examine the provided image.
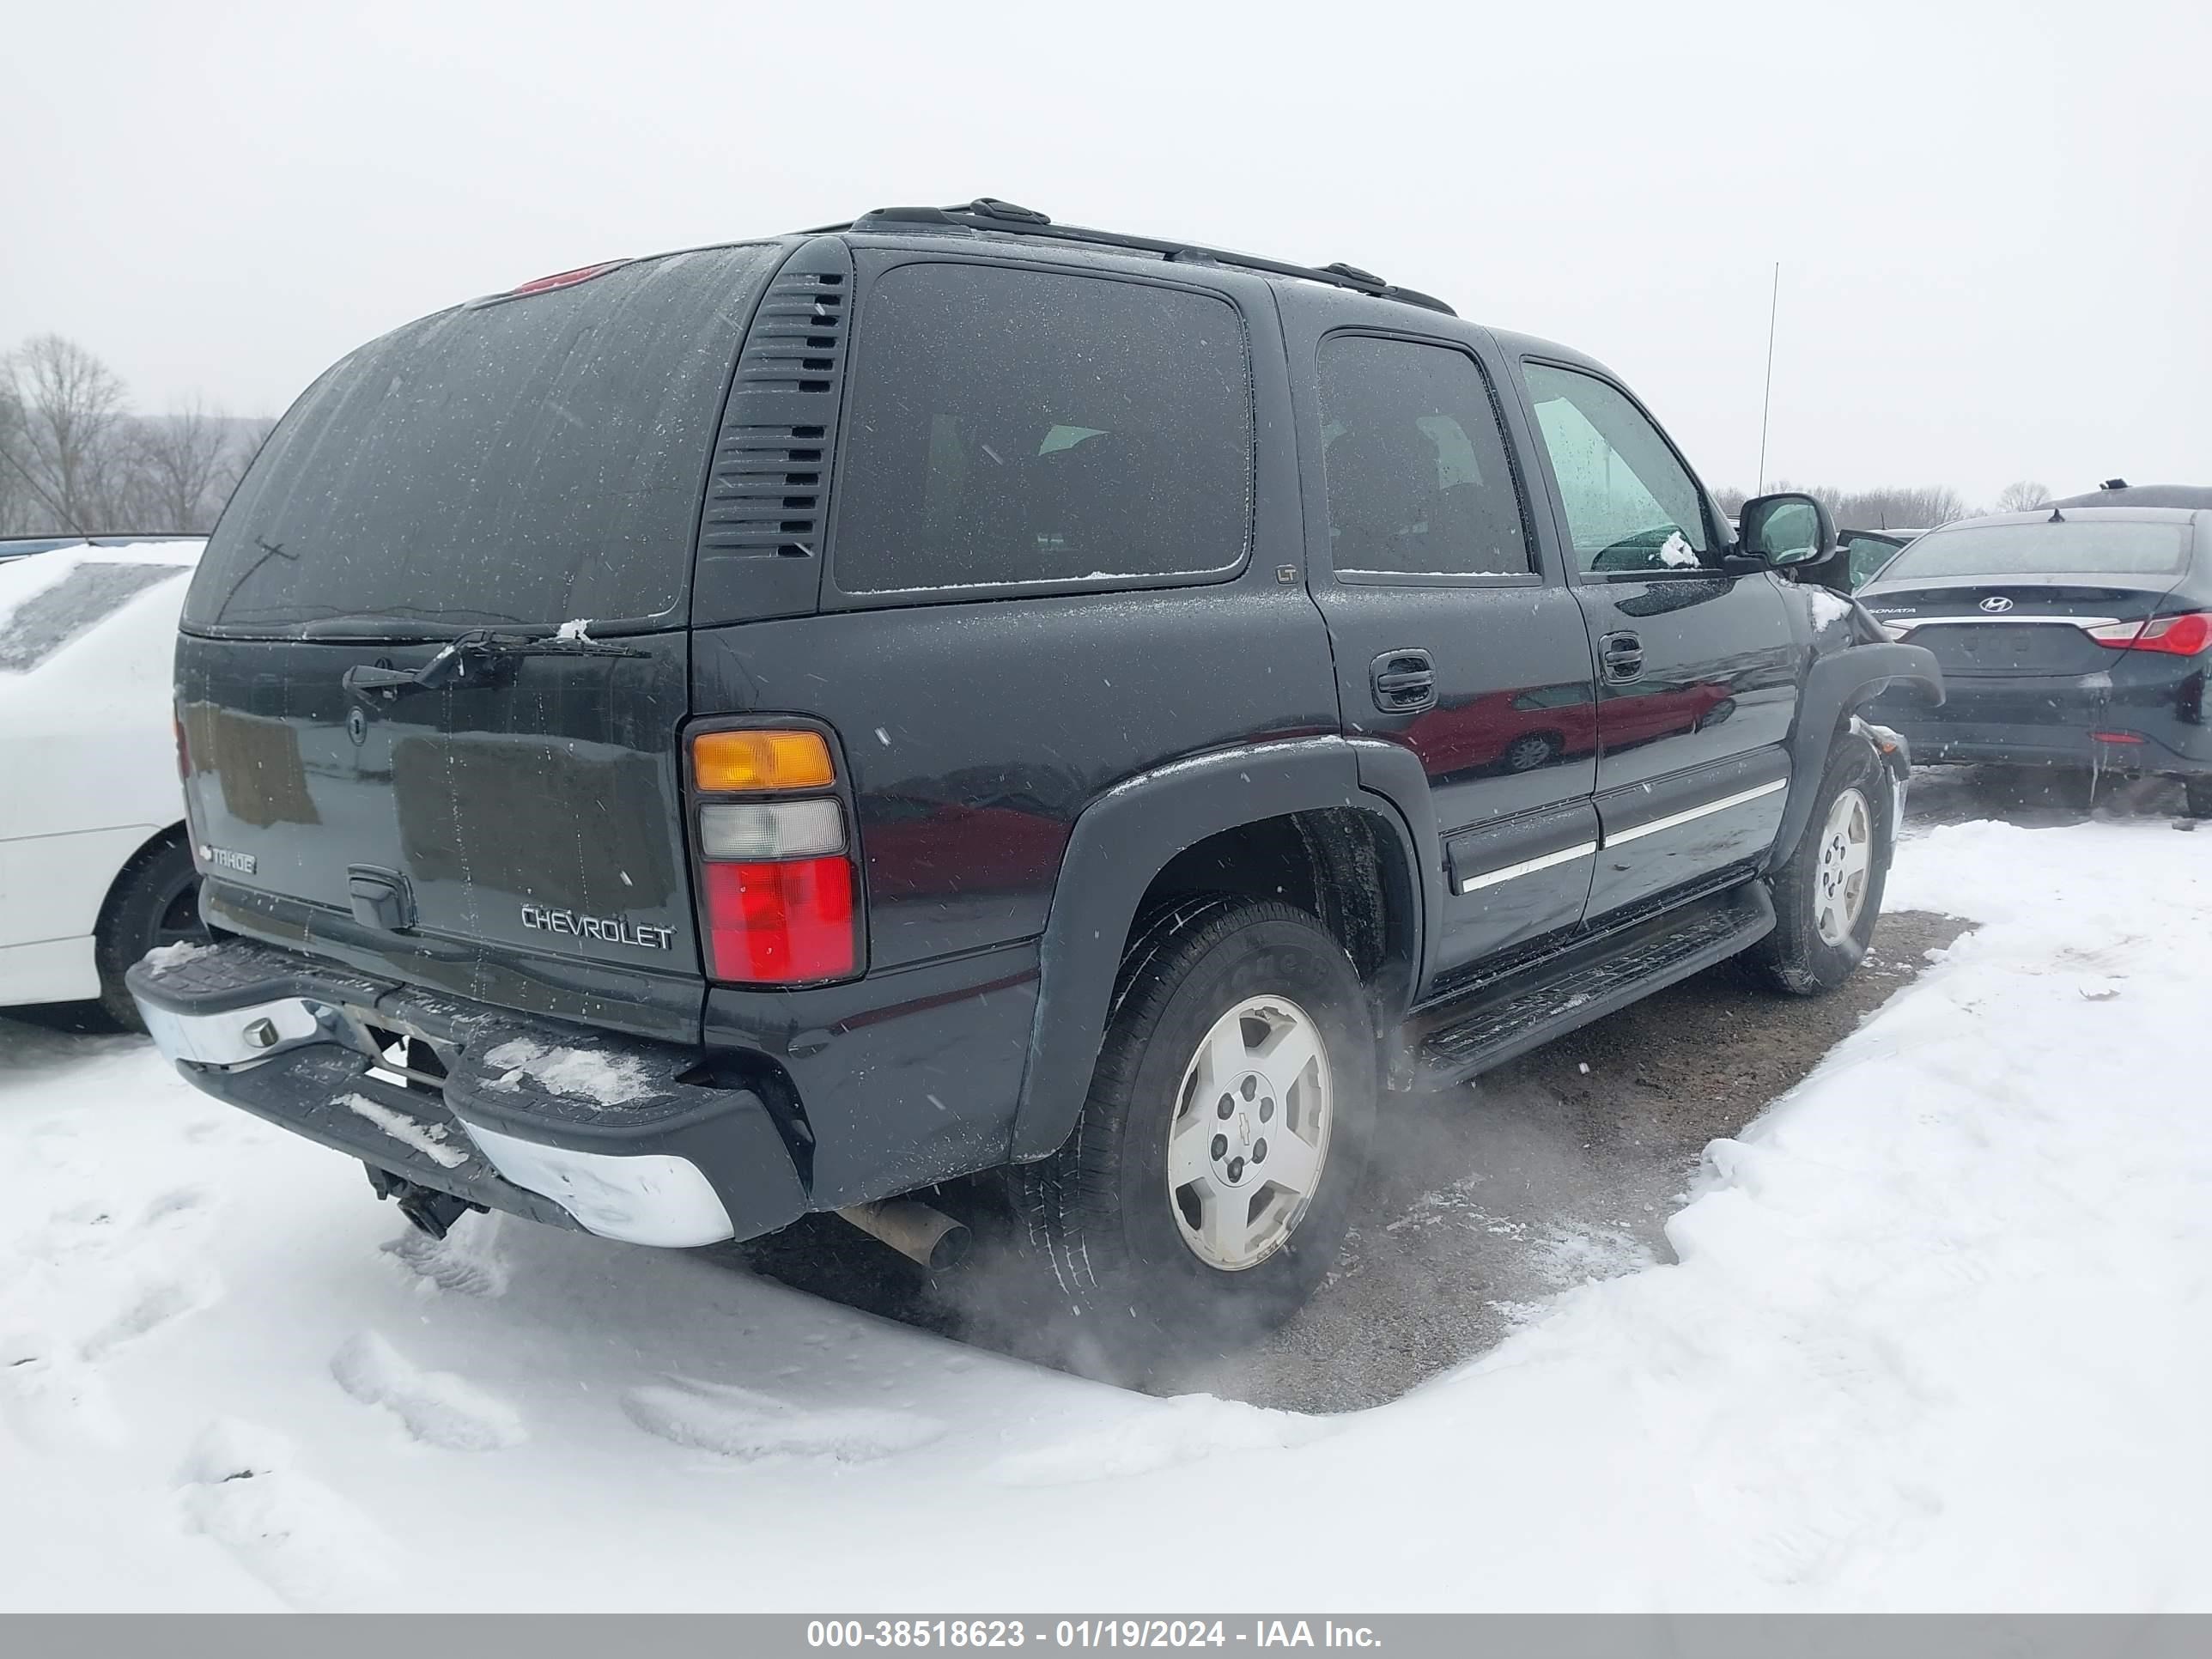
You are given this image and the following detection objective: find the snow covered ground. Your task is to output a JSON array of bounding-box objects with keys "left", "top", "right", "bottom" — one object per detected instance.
[{"left": 2, "top": 816, "right": 2207, "bottom": 1612}]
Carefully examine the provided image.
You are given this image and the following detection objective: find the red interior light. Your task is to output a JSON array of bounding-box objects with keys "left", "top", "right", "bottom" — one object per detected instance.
[{"left": 702, "top": 858, "right": 854, "bottom": 984}]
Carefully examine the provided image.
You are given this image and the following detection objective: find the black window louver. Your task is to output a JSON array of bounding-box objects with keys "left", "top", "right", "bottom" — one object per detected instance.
[{"left": 700, "top": 242, "right": 853, "bottom": 562}]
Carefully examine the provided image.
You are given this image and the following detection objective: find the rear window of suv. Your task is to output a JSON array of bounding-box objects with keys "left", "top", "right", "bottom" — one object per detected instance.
[
  {"left": 1879, "top": 520, "right": 2191, "bottom": 580},
  {"left": 186, "top": 244, "right": 775, "bottom": 638},
  {"left": 831, "top": 263, "right": 1253, "bottom": 594}
]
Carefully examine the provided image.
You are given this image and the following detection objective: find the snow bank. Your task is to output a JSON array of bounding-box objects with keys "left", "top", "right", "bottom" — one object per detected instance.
[{"left": 2, "top": 817, "right": 2207, "bottom": 1610}]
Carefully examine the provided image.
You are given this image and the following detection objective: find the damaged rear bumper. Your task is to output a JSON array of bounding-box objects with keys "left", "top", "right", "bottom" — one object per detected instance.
[{"left": 126, "top": 939, "right": 806, "bottom": 1248}]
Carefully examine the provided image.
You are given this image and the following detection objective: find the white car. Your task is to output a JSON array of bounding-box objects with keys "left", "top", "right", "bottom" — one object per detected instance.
[{"left": 0, "top": 539, "right": 204, "bottom": 1025}]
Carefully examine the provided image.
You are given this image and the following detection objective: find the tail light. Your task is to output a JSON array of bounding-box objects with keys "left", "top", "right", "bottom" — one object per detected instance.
[
  {"left": 506, "top": 259, "right": 629, "bottom": 297},
  {"left": 689, "top": 728, "right": 857, "bottom": 984},
  {"left": 173, "top": 709, "right": 191, "bottom": 781},
  {"left": 2085, "top": 612, "right": 2212, "bottom": 656}
]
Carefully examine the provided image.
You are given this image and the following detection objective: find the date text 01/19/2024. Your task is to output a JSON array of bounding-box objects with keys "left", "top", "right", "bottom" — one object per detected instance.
[{"left": 804, "top": 1621, "right": 1383, "bottom": 1650}]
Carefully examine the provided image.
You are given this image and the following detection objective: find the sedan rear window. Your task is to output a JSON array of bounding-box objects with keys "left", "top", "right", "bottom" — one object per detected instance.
[{"left": 1879, "top": 520, "right": 2191, "bottom": 580}]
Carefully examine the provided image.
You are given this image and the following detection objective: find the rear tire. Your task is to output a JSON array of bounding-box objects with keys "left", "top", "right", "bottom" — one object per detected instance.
[
  {"left": 1744, "top": 736, "right": 1891, "bottom": 997},
  {"left": 2185, "top": 777, "right": 2212, "bottom": 820},
  {"left": 1011, "top": 898, "right": 1376, "bottom": 1372},
  {"left": 94, "top": 836, "right": 206, "bottom": 1030}
]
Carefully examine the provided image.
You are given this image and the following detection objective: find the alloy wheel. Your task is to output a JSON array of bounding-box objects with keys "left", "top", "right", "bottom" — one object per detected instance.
[
  {"left": 1165, "top": 994, "right": 1334, "bottom": 1271},
  {"left": 1814, "top": 787, "right": 1874, "bottom": 946}
]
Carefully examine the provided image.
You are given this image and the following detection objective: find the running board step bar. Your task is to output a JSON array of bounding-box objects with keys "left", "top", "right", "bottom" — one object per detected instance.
[{"left": 1413, "top": 884, "right": 1775, "bottom": 1086}]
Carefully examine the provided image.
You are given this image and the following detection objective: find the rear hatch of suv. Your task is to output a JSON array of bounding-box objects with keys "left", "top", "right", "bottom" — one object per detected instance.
[{"left": 177, "top": 244, "right": 781, "bottom": 1043}]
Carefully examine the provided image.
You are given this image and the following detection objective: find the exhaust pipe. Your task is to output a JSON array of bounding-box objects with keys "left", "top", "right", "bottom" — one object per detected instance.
[
  {"left": 365, "top": 1164, "right": 483, "bottom": 1240},
  {"left": 836, "top": 1198, "right": 970, "bottom": 1271},
  {"left": 397, "top": 1184, "right": 481, "bottom": 1241}
]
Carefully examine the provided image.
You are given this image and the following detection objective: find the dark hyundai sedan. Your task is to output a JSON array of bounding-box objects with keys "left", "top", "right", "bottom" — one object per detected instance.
[{"left": 1858, "top": 495, "right": 2212, "bottom": 815}]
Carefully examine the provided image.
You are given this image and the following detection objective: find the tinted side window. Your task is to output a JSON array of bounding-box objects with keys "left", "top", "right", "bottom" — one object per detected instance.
[
  {"left": 1843, "top": 533, "right": 1903, "bottom": 589},
  {"left": 833, "top": 264, "right": 1252, "bottom": 593},
  {"left": 1317, "top": 337, "right": 1533, "bottom": 577},
  {"left": 1522, "top": 364, "right": 1711, "bottom": 575}
]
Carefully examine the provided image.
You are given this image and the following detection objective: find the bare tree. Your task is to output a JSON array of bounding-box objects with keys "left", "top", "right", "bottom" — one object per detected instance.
[
  {"left": 1762, "top": 480, "right": 1967, "bottom": 532},
  {"left": 0, "top": 336, "right": 277, "bottom": 537},
  {"left": 1994, "top": 480, "right": 2051, "bottom": 514},
  {"left": 0, "top": 380, "right": 27, "bottom": 534},
  {"left": 4, "top": 333, "right": 135, "bottom": 532},
  {"left": 214, "top": 416, "right": 276, "bottom": 507},
  {"left": 1715, "top": 482, "right": 1968, "bottom": 532},
  {"left": 128, "top": 402, "right": 235, "bottom": 532}
]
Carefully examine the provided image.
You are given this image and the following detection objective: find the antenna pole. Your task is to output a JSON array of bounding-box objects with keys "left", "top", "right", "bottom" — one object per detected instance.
[{"left": 1757, "top": 261, "right": 1779, "bottom": 494}]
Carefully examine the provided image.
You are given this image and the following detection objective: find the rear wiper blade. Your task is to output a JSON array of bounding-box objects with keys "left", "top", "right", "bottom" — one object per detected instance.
[{"left": 341, "top": 627, "right": 648, "bottom": 698}]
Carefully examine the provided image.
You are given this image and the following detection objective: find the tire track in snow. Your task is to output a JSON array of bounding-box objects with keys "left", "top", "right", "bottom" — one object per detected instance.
[
  {"left": 177, "top": 1418, "right": 398, "bottom": 1609},
  {"left": 330, "top": 1332, "right": 526, "bottom": 1451},
  {"left": 622, "top": 1376, "right": 943, "bottom": 1463}
]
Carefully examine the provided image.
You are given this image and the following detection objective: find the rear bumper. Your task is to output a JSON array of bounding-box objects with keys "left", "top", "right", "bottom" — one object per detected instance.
[
  {"left": 1868, "top": 672, "right": 2212, "bottom": 775},
  {"left": 126, "top": 939, "right": 806, "bottom": 1248}
]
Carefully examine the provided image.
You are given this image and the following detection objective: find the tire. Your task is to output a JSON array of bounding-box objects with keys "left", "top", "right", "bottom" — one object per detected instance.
[
  {"left": 1012, "top": 897, "right": 1376, "bottom": 1370},
  {"left": 1743, "top": 736, "right": 1891, "bottom": 996},
  {"left": 2185, "top": 777, "right": 2212, "bottom": 820},
  {"left": 94, "top": 836, "right": 206, "bottom": 1030}
]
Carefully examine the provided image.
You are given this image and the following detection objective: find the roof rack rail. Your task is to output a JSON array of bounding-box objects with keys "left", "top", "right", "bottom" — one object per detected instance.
[{"left": 823, "top": 198, "right": 1456, "bottom": 317}]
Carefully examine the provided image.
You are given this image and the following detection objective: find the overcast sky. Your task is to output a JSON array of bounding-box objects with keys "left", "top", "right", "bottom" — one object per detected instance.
[{"left": 7, "top": 0, "right": 2205, "bottom": 504}]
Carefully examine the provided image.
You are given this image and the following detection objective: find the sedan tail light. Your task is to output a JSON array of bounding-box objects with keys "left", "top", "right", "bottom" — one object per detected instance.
[
  {"left": 2085, "top": 612, "right": 2212, "bottom": 656},
  {"left": 689, "top": 728, "right": 858, "bottom": 984}
]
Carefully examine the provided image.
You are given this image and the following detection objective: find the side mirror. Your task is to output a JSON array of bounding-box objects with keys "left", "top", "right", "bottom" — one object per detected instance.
[{"left": 1734, "top": 492, "right": 1837, "bottom": 568}]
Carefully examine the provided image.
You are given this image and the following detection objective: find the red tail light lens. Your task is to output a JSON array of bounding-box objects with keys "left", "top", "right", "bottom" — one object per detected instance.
[
  {"left": 690, "top": 726, "right": 859, "bottom": 985},
  {"left": 702, "top": 858, "right": 854, "bottom": 982},
  {"left": 2087, "top": 612, "right": 2212, "bottom": 655},
  {"left": 173, "top": 710, "right": 190, "bottom": 781},
  {"left": 507, "top": 259, "right": 629, "bottom": 297}
]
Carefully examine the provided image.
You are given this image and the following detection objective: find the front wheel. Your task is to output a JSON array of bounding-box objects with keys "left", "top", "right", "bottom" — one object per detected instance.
[
  {"left": 1011, "top": 899, "right": 1376, "bottom": 1368},
  {"left": 1744, "top": 737, "right": 1892, "bottom": 996}
]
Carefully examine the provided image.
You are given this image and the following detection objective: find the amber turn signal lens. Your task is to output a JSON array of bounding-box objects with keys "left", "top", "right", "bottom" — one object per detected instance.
[{"left": 692, "top": 729, "right": 836, "bottom": 793}]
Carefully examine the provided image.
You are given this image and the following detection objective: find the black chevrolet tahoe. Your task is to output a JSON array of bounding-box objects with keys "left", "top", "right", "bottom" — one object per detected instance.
[{"left": 131, "top": 199, "right": 1941, "bottom": 1355}]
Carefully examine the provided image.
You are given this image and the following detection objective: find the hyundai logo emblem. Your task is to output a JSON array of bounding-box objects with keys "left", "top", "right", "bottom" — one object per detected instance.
[{"left": 1979, "top": 595, "right": 2014, "bottom": 613}]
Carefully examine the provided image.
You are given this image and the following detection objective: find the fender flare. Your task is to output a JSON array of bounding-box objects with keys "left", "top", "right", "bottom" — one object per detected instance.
[
  {"left": 1771, "top": 641, "right": 1942, "bottom": 860},
  {"left": 1008, "top": 737, "right": 1427, "bottom": 1163}
]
